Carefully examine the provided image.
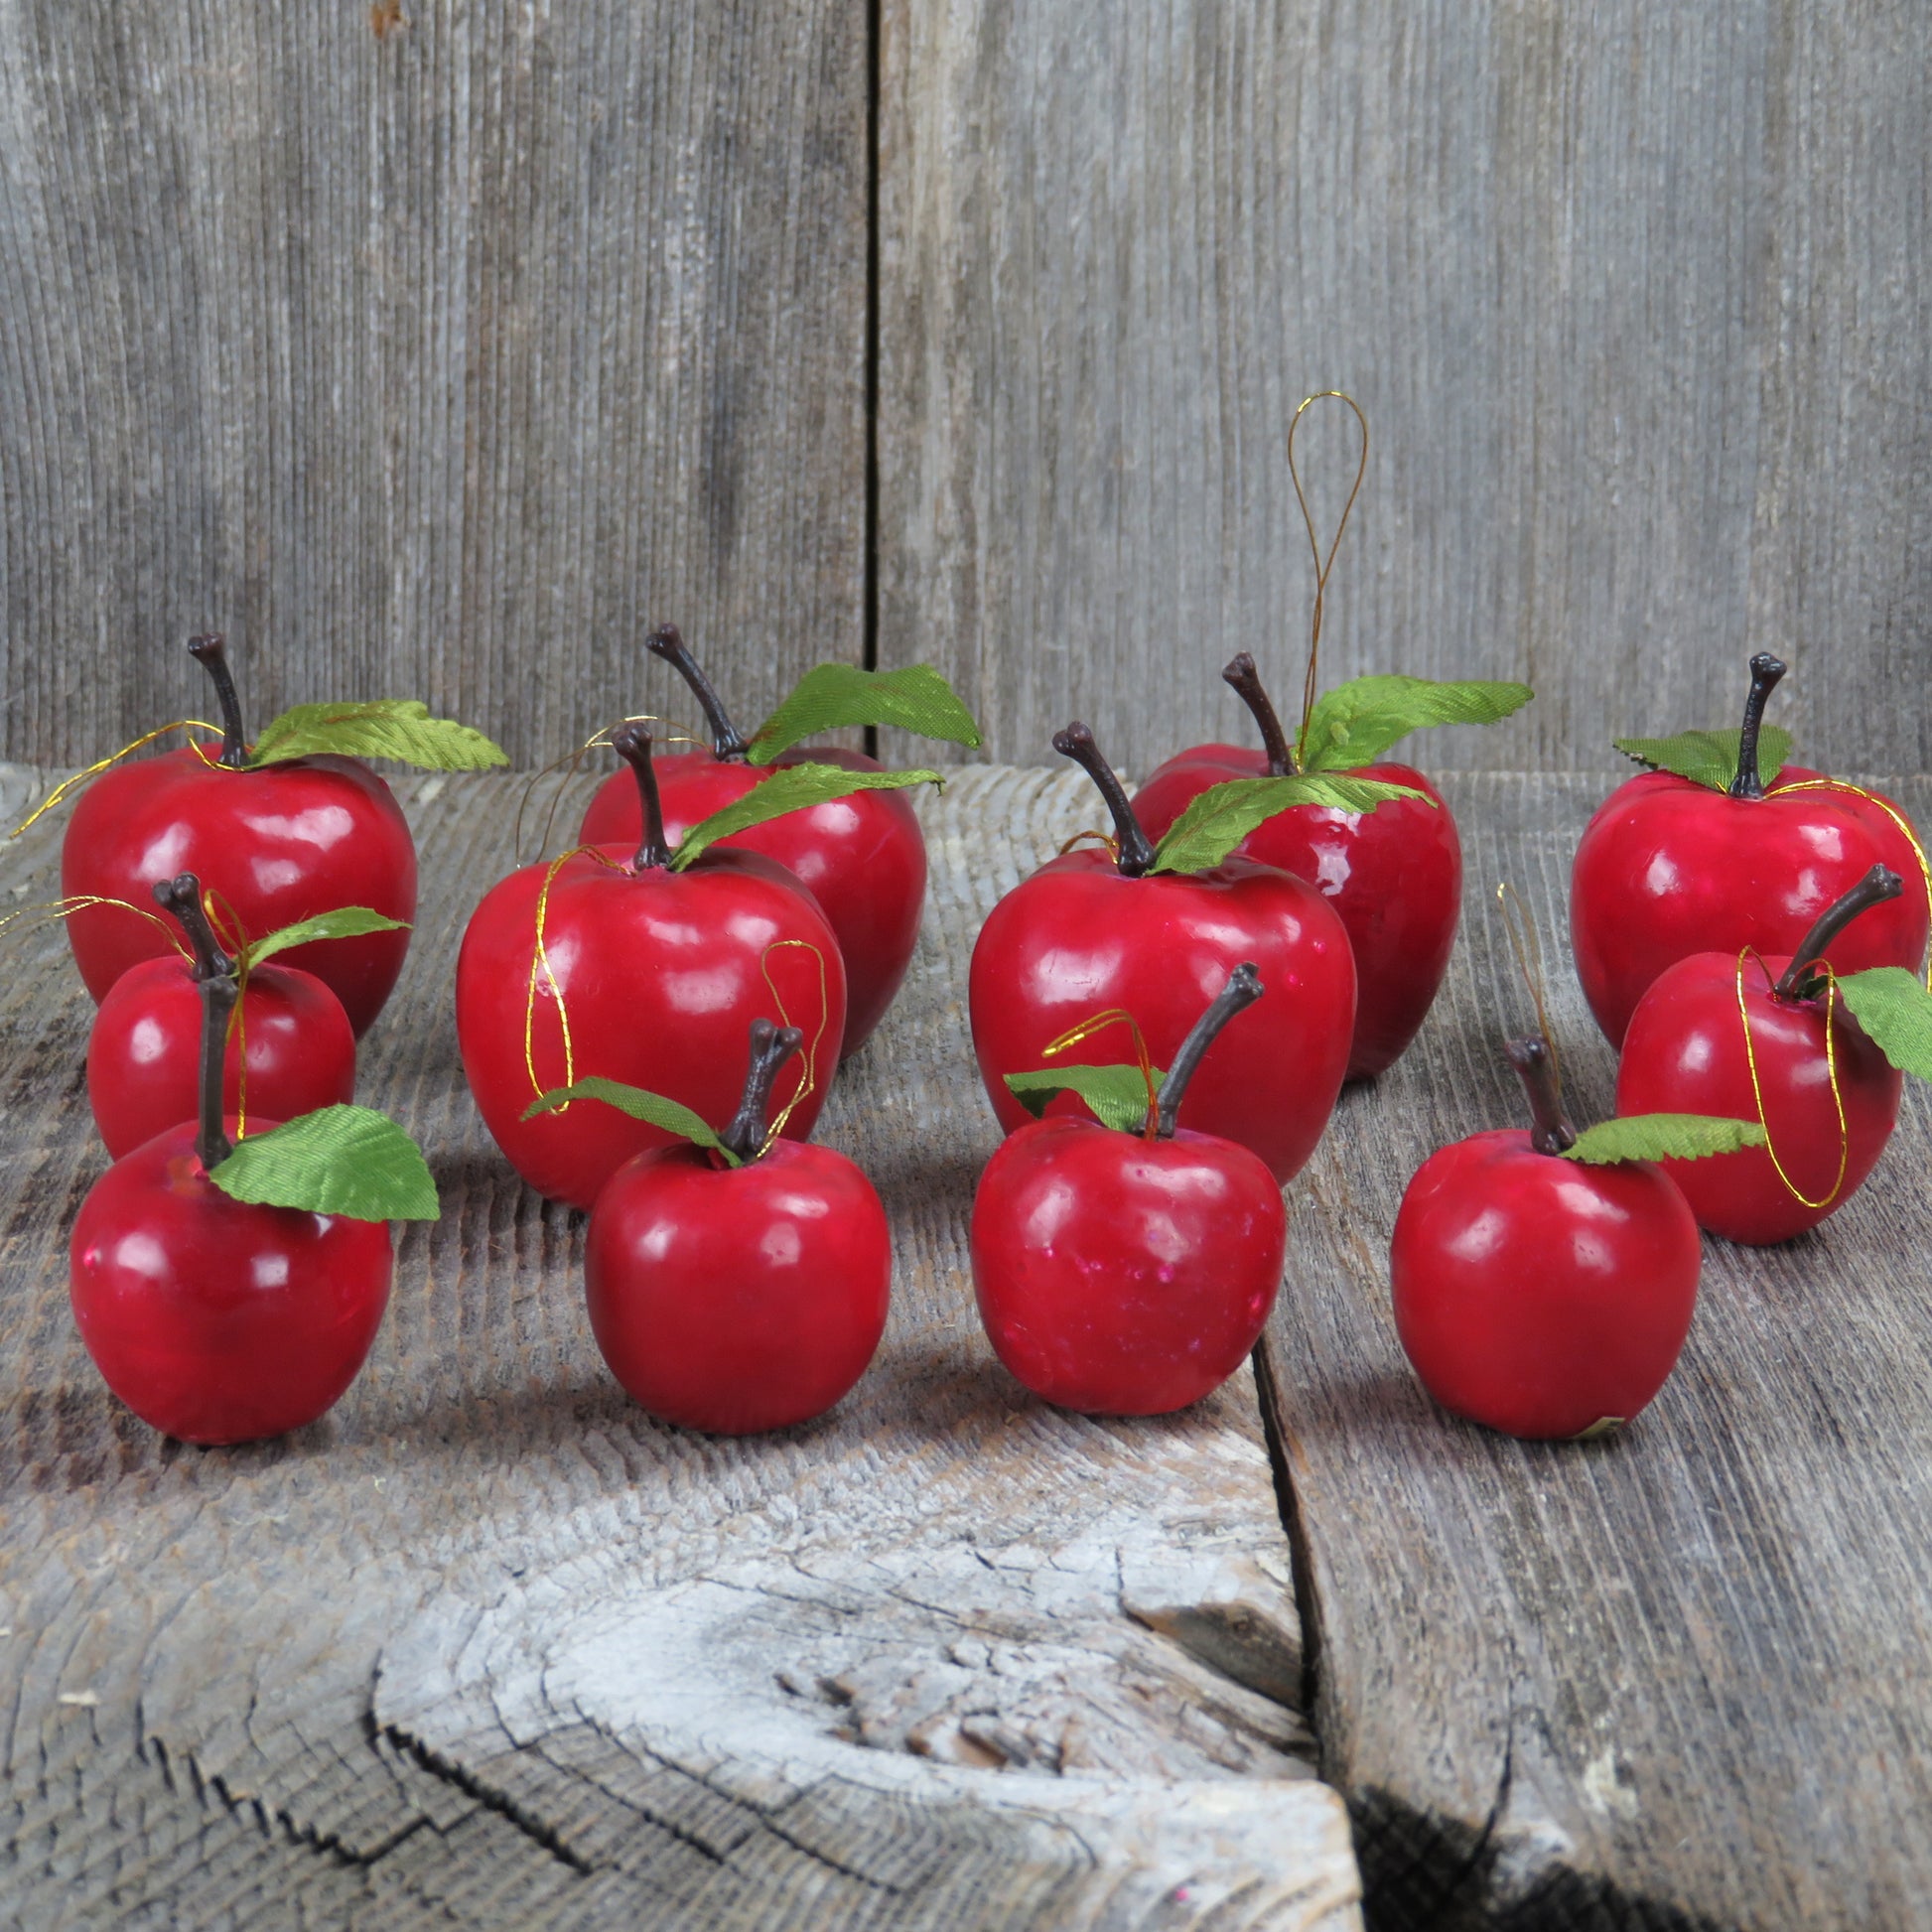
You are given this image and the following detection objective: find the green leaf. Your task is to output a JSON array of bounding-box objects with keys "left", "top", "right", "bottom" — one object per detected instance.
[
  {"left": 209, "top": 1104, "right": 440, "bottom": 1220},
  {"left": 1148, "top": 773, "right": 1430, "bottom": 876},
  {"left": 1562, "top": 1114, "right": 1767, "bottom": 1167},
  {"left": 249, "top": 699, "right": 509, "bottom": 771},
  {"left": 1611, "top": 726, "right": 1792, "bottom": 792},
  {"left": 748, "top": 663, "right": 984, "bottom": 764},
  {"left": 520, "top": 1076, "right": 739, "bottom": 1163},
  {"left": 1300, "top": 675, "right": 1534, "bottom": 773},
  {"left": 239, "top": 905, "right": 411, "bottom": 972},
  {"left": 672, "top": 764, "right": 943, "bottom": 871},
  {"left": 1004, "top": 1064, "right": 1166, "bottom": 1134},
  {"left": 1836, "top": 968, "right": 1932, "bottom": 1080}
]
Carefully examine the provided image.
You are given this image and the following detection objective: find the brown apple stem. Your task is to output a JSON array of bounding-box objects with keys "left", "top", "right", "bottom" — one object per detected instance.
[
  {"left": 610, "top": 724, "right": 673, "bottom": 870},
  {"left": 1155, "top": 963, "right": 1265, "bottom": 1139},
  {"left": 153, "top": 872, "right": 237, "bottom": 981},
  {"left": 720, "top": 1017, "right": 805, "bottom": 1160},
  {"left": 1506, "top": 1035, "right": 1576, "bottom": 1157},
  {"left": 1052, "top": 723, "right": 1157, "bottom": 878},
  {"left": 187, "top": 634, "right": 250, "bottom": 769},
  {"left": 1222, "top": 655, "right": 1297, "bottom": 776},
  {"left": 1727, "top": 652, "right": 1787, "bottom": 800},
  {"left": 1774, "top": 865, "right": 1903, "bottom": 999},
  {"left": 196, "top": 971, "right": 239, "bottom": 1171},
  {"left": 644, "top": 622, "right": 751, "bottom": 762}
]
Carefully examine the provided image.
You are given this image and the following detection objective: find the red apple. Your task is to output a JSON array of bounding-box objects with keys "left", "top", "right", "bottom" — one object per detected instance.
[
  {"left": 1133, "top": 654, "right": 1463, "bottom": 1079},
  {"left": 1572, "top": 654, "right": 1929, "bottom": 1045},
  {"left": 579, "top": 624, "right": 926, "bottom": 1057},
  {"left": 1391, "top": 1038, "right": 1703, "bottom": 1440},
  {"left": 971, "top": 964, "right": 1288, "bottom": 1414},
  {"left": 578, "top": 1020, "right": 891, "bottom": 1433},
  {"left": 970, "top": 723, "right": 1356, "bottom": 1184},
  {"left": 459, "top": 726, "right": 847, "bottom": 1211},
  {"left": 1615, "top": 866, "right": 1905, "bottom": 1243},
  {"left": 87, "top": 872, "right": 356, "bottom": 1159}
]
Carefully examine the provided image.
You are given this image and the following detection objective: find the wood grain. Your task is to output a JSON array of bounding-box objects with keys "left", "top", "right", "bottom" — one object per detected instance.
[
  {"left": 1260, "top": 771, "right": 1932, "bottom": 1930},
  {"left": 0, "top": 761, "right": 1359, "bottom": 1930},
  {"left": 878, "top": 1, "right": 1932, "bottom": 777},
  {"left": 0, "top": 1, "right": 866, "bottom": 771}
]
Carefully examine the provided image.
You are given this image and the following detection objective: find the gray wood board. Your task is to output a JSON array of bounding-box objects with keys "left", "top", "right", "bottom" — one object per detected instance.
[
  {"left": 878, "top": 1, "right": 1932, "bottom": 777},
  {"left": 1261, "top": 770, "right": 1932, "bottom": 1931},
  {"left": 0, "top": 761, "right": 1359, "bottom": 1930},
  {"left": 0, "top": 2, "right": 866, "bottom": 770}
]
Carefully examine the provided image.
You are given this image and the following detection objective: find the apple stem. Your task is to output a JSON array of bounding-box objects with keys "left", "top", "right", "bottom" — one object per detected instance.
[
  {"left": 1052, "top": 723, "right": 1157, "bottom": 877},
  {"left": 645, "top": 622, "right": 752, "bottom": 762},
  {"left": 153, "top": 872, "right": 237, "bottom": 981},
  {"left": 1222, "top": 655, "right": 1297, "bottom": 776},
  {"left": 187, "top": 633, "right": 250, "bottom": 769},
  {"left": 719, "top": 1017, "right": 806, "bottom": 1161},
  {"left": 610, "top": 724, "right": 673, "bottom": 870},
  {"left": 196, "top": 971, "right": 239, "bottom": 1171},
  {"left": 1774, "top": 864, "right": 1903, "bottom": 1000},
  {"left": 1505, "top": 1036, "right": 1577, "bottom": 1156},
  {"left": 1156, "top": 962, "right": 1265, "bottom": 1138},
  {"left": 1727, "top": 652, "right": 1787, "bottom": 800}
]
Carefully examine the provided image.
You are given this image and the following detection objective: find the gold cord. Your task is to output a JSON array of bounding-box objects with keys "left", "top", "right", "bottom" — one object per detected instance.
[{"left": 1287, "top": 392, "right": 1369, "bottom": 768}]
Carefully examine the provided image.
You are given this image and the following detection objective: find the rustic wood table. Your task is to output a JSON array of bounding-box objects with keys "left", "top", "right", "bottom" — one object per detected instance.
[{"left": 3, "top": 763, "right": 1928, "bottom": 1930}]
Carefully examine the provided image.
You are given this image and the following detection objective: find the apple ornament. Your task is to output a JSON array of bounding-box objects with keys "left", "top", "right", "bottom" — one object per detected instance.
[
  {"left": 1391, "top": 1035, "right": 1765, "bottom": 1441},
  {"left": 461, "top": 724, "right": 937, "bottom": 1210},
  {"left": 86, "top": 871, "right": 398, "bottom": 1159},
  {"left": 525, "top": 1019, "right": 892, "bottom": 1433},
  {"left": 971, "top": 963, "right": 1289, "bottom": 1416},
  {"left": 1571, "top": 652, "right": 1930, "bottom": 1045},
  {"left": 969, "top": 720, "right": 1419, "bottom": 1182},
  {"left": 578, "top": 623, "right": 981, "bottom": 1054},
  {"left": 1616, "top": 864, "right": 1932, "bottom": 1244},
  {"left": 69, "top": 962, "right": 438, "bottom": 1445},
  {"left": 1134, "top": 654, "right": 1531, "bottom": 1080},
  {"left": 45, "top": 633, "right": 505, "bottom": 1035}
]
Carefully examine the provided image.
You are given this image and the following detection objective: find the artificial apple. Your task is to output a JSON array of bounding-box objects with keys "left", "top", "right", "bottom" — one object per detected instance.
[
  {"left": 461, "top": 725, "right": 874, "bottom": 1211},
  {"left": 546, "top": 1019, "right": 892, "bottom": 1433},
  {"left": 1390, "top": 1036, "right": 1713, "bottom": 1440},
  {"left": 579, "top": 623, "right": 979, "bottom": 1055},
  {"left": 54, "top": 634, "right": 502, "bottom": 1035},
  {"left": 970, "top": 963, "right": 1288, "bottom": 1415},
  {"left": 68, "top": 970, "right": 435, "bottom": 1445},
  {"left": 1134, "top": 655, "right": 1530, "bottom": 1078},
  {"left": 87, "top": 871, "right": 358, "bottom": 1159},
  {"left": 1615, "top": 865, "right": 1907, "bottom": 1243},
  {"left": 970, "top": 721, "right": 1368, "bottom": 1183},
  {"left": 1572, "top": 653, "right": 1930, "bottom": 1045}
]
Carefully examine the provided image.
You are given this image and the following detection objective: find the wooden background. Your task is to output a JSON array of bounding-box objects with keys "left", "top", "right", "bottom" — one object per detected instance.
[
  {"left": 5, "top": 3, "right": 1932, "bottom": 1928},
  {"left": 1, "top": 2, "right": 1927, "bottom": 775}
]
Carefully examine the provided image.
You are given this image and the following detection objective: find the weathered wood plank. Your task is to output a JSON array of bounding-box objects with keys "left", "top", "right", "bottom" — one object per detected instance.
[
  {"left": 0, "top": 2, "right": 866, "bottom": 769},
  {"left": 1259, "top": 771, "right": 1932, "bottom": 1930},
  {"left": 878, "top": 1, "right": 1932, "bottom": 775},
  {"left": 0, "top": 761, "right": 1359, "bottom": 1929}
]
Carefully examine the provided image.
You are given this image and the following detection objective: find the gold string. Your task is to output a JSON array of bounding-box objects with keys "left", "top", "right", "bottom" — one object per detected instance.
[
  {"left": 759, "top": 938, "right": 832, "bottom": 1151},
  {"left": 0, "top": 894, "right": 189, "bottom": 956},
  {"left": 1734, "top": 947, "right": 1849, "bottom": 1209},
  {"left": 1055, "top": 828, "right": 1122, "bottom": 861},
  {"left": 1494, "top": 882, "right": 1562, "bottom": 1097},
  {"left": 1287, "top": 391, "right": 1370, "bottom": 769},
  {"left": 1767, "top": 776, "right": 1932, "bottom": 991},
  {"left": 522, "top": 848, "right": 603, "bottom": 1107},
  {"left": 202, "top": 889, "right": 256, "bottom": 1142},
  {"left": 1041, "top": 1006, "right": 1159, "bottom": 1139},
  {"left": 515, "top": 715, "right": 709, "bottom": 865},
  {"left": 8, "top": 721, "right": 225, "bottom": 838}
]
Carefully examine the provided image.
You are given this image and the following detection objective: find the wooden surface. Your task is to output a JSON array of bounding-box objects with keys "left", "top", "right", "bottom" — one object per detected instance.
[
  {"left": 877, "top": 1, "right": 1932, "bottom": 777},
  {"left": 1263, "top": 771, "right": 1932, "bottom": 1932},
  {"left": 0, "top": 761, "right": 1361, "bottom": 1931},
  {"left": 0, "top": 2, "right": 866, "bottom": 770}
]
